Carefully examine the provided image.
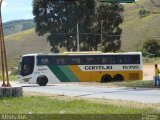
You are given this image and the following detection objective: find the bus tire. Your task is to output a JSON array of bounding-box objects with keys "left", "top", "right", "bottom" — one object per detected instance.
[
  {"left": 101, "top": 75, "right": 112, "bottom": 83},
  {"left": 37, "top": 76, "right": 48, "bottom": 86},
  {"left": 113, "top": 74, "right": 124, "bottom": 81}
]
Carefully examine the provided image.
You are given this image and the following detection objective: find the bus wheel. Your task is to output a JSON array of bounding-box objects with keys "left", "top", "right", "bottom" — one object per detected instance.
[
  {"left": 101, "top": 75, "right": 112, "bottom": 83},
  {"left": 113, "top": 74, "right": 124, "bottom": 81},
  {"left": 37, "top": 76, "right": 48, "bottom": 86}
]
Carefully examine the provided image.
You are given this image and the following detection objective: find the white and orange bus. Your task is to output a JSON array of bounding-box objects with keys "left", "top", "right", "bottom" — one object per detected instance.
[{"left": 18, "top": 51, "right": 143, "bottom": 86}]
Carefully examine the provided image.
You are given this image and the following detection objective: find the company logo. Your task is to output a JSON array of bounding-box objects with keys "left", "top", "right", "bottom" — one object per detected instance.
[{"left": 84, "top": 66, "right": 112, "bottom": 70}]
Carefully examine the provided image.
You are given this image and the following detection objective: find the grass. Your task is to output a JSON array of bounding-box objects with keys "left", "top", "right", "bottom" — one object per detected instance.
[
  {"left": 74, "top": 80, "right": 155, "bottom": 88},
  {"left": 0, "top": 93, "right": 160, "bottom": 120},
  {"left": 102, "top": 80, "right": 153, "bottom": 88},
  {"left": 5, "top": 29, "right": 35, "bottom": 41},
  {"left": 0, "top": 75, "right": 18, "bottom": 81}
]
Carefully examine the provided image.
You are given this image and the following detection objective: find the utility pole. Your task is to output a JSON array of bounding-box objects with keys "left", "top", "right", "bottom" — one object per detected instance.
[
  {"left": 77, "top": 23, "right": 80, "bottom": 52},
  {"left": 101, "top": 22, "right": 103, "bottom": 52},
  {"left": 0, "top": 0, "right": 10, "bottom": 87}
]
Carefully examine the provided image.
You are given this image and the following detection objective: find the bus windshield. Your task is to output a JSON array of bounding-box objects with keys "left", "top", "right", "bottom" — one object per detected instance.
[{"left": 19, "top": 56, "right": 34, "bottom": 76}]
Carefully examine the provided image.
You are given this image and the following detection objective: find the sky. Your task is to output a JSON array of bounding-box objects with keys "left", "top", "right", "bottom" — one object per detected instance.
[{"left": 1, "top": 0, "right": 33, "bottom": 22}]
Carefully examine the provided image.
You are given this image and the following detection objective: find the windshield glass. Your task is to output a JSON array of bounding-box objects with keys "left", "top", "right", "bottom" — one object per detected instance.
[{"left": 19, "top": 56, "right": 34, "bottom": 76}]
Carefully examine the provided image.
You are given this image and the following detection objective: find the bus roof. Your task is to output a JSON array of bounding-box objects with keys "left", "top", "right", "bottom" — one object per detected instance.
[
  {"left": 63, "top": 51, "right": 102, "bottom": 54},
  {"left": 21, "top": 51, "right": 142, "bottom": 57}
]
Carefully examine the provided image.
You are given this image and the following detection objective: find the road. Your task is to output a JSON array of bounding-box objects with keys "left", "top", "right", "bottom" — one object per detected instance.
[{"left": 21, "top": 83, "right": 160, "bottom": 104}]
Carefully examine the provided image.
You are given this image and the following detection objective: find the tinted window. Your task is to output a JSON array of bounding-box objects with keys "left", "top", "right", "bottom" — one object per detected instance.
[
  {"left": 37, "top": 56, "right": 51, "bottom": 65},
  {"left": 117, "top": 56, "right": 125, "bottom": 64},
  {"left": 68, "top": 56, "right": 81, "bottom": 65},
  {"left": 125, "top": 55, "right": 140, "bottom": 64},
  {"left": 55, "top": 57, "right": 66, "bottom": 65},
  {"left": 19, "top": 56, "right": 34, "bottom": 76},
  {"left": 36, "top": 54, "right": 140, "bottom": 65},
  {"left": 102, "top": 55, "right": 117, "bottom": 64},
  {"left": 81, "top": 55, "right": 101, "bottom": 65}
]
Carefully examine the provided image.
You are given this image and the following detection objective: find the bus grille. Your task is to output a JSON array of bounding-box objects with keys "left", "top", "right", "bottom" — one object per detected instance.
[{"left": 129, "top": 73, "right": 139, "bottom": 80}]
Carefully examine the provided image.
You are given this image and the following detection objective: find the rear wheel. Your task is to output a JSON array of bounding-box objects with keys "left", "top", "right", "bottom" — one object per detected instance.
[
  {"left": 37, "top": 76, "right": 48, "bottom": 86},
  {"left": 113, "top": 74, "right": 124, "bottom": 81},
  {"left": 101, "top": 75, "right": 112, "bottom": 83}
]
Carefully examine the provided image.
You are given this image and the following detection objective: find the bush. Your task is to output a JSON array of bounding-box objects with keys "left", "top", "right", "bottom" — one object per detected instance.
[
  {"left": 139, "top": 9, "right": 150, "bottom": 18},
  {"left": 142, "top": 39, "right": 160, "bottom": 57}
]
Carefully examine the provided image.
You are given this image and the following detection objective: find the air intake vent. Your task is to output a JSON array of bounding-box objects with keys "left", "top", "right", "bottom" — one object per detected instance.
[{"left": 129, "top": 73, "right": 139, "bottom": 80}]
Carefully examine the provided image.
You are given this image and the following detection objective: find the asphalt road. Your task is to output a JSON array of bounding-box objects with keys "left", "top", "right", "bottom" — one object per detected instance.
[{"left": 22, "top": 84, "right": 160, "bottom": 104}]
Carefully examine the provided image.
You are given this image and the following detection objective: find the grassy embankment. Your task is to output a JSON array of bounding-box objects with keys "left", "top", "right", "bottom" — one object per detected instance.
[{"left": 0, "top": 93, "right": 160, "bottom": 117}]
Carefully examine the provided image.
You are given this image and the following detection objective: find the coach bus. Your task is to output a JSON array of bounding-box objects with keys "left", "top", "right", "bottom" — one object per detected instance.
[{"left": 18, "top": 51, "right": 143, "bottom": 86}]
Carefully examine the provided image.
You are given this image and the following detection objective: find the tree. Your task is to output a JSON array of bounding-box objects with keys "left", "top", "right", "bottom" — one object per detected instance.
[
  {"left": 33, "top": 0, "right": 95, "bottom": 52},
  {"left": 33, "top": 0, "right": 124, "bottom": 52},
  {"left": 80, "top": 2, "right": 124, "bottom": 52},
  {"left": 142, "top": 39, "right": 160, "bottom": 57},
  {"left": 95, "top": 3, "right": 124, "bottom": 52}
]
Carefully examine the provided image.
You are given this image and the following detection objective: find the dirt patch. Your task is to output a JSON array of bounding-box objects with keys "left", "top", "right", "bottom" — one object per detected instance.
[{"left": 143, "top": 64, "right": 154, "bottom": 80}]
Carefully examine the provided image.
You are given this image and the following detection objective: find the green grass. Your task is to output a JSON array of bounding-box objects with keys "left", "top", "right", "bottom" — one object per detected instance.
[
  {"left": 0, "top": 93, "right": 160, "bottom": 120},
  {"left": 0, "top": 75, "right": 18, "bottom": 81},
  {"left": 0, "top": 94, "right": 159, "bottom": 115}
]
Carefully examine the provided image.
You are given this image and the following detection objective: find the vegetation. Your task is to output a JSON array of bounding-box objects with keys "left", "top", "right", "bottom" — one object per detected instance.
[
  {"left": 3, "top": 19, "right": 35, "bottom": 36},
  {"left": 142, "top": 39, "right": 160, "bottom": 57},
  {"left": 143, "top": 57, "right": 160, "bottom": 64},
  {"left": 1, "top": 0, "right": 160, "bottom": 69},
  {"left": 0, "top": 94, "right": 159, "bottom": 115},
  {"left": 0, "top": 75, "right": 17, "bottom": 81},
  {"left": 120, "top": 0, "right": 160, "bottom": 52},
  {"left": 33, "top": 0, "right": 123, "bottom": 52},
  {"left": 138, "top": 9, "right": 150, "bottom": 18},
  {"left": 4, "top": 29, "right": 51, "bottom": 68}
]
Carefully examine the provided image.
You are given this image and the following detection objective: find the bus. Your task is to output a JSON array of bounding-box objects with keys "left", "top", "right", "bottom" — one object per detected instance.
[{"left": 18, "top": 51, "right": 143, "bottom": 86}]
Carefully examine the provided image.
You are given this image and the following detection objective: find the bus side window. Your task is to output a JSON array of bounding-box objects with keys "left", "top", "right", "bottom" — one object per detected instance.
[
  {"left": 111, "top": 56, "right": 116, "bottom": 64},
  {"left": 85, "top": 56, "right": 95, "bottom": 64},
  {"left": 74, "top": 57, "right": 81, "bottom": 64},
  {"left": 118, "top": 56, "right": 125, "bottom": 64},
  {"left": 125, "top": 55, "right": 140, "bottom": 64},
  {"left": 102, "top": 57, "right": 105, "bottom": 64},
  {"left": 131, "top": 55, "right": 140, "bottom": 64},
  {"left": 125, "top": 55, "right": 130, "bottom": 64},
  {"left": 56, "top": 57, "right": 66, "bottom": 65},
  {"left": 37, "top": 56, "right": 51, "bottom": 65},
  {"left": 51, "top": 57, "right": 56, "bottom": 64},
  {"left": 96, "top": 56, "right": 101, "bottom": 64},
  {"left": 41, "top": 58, "right": 49, "bottom": 65},
  {"left": 102, "top": 56, "right": 109, "bottom": 64}
]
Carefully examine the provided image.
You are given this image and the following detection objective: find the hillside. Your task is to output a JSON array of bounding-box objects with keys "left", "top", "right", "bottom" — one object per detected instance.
[
  {"left": 121, "top": 0, "right": 160, "bottom": 51},
  {"left": 5, "top": 29, "right": 51, "bottom": 68},
  {"left": 3, "top": 0, "right": 160, "bottom": 69},
  {"left": 3, "top": 19, "right": 35, "bottom": 36}
]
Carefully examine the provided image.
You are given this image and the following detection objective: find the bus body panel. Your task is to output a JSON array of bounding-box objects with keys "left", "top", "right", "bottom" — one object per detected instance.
[{"left": 18, "top": 52, "right": 143, "bottom": 85}]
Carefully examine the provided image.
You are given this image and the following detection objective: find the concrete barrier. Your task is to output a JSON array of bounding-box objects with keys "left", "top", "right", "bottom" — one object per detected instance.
[{"left": 0, "top": 87, "right": 23, "bottom": 97}]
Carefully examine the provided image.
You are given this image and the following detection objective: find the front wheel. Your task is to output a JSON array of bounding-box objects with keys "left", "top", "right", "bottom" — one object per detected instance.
[{"left": 37, "top": 76, "right": 48, "bottom": 86}]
